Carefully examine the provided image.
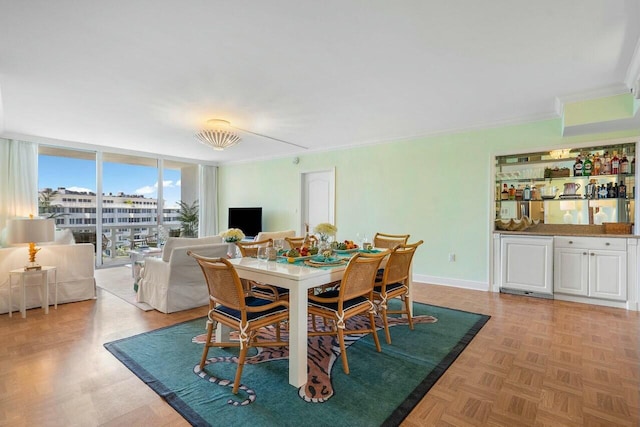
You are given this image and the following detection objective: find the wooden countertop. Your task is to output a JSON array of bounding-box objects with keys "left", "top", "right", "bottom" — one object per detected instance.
[{"left": 495, "top": 223, "right": 638, "bottom": 238}]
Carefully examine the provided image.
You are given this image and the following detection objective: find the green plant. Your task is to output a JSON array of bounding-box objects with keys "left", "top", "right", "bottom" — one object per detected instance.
[
  {"left": 177, "top": 200, "right": 199, "bottom": 237},
  {"left": 38, "top": 188, "right": 68, "bottom": 218}
]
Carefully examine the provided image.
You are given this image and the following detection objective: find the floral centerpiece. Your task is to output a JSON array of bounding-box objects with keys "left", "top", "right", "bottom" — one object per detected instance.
[
  {"left": 314, "top": 223, "right": 337, "bottom": 253},
  {"left": 220, "top": 228, "right": 245, "bottom": 243}
]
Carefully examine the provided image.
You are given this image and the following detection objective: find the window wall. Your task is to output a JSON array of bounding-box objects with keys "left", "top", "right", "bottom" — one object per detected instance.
[{"left": 38, "top": 146, "right": 198, "bottom": 268}]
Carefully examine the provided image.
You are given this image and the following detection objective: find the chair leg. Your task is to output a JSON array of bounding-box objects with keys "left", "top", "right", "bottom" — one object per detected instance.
[
  {"left": 381, "top": 307, "right": 392, "bottom": 344},
  {"left": 369, "top": 312, "right": 382, "bottom": 352},
  {"left": 233, "top": 344, "right": 250, "bottom": 394},
  {"left": 337, "top": 327, "right": 349, "bottom": 374},
  {"left": 403, "top": 296, "right": 414, "bottom": 330},
  {"left": 199, "top": 322, "right": 214, "bottom": 370}
]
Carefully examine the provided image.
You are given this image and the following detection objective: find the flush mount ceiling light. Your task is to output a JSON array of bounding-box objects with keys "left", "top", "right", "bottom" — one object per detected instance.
[
  {"left": 195, "top": 119, "right": 241, "bottom": 151},
  {"left": 195, "top": 118, "right": 308, "bottom": 151}
]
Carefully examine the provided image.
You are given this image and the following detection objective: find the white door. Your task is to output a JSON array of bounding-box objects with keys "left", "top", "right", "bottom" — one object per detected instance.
[{"left": 300, "top": 169, "right": 335, "bottom": 235}]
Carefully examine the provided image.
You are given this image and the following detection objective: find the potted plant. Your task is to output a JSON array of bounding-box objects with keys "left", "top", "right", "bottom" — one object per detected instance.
[{"left": 177, "top": 200, "right": 199, "bottom": 237}]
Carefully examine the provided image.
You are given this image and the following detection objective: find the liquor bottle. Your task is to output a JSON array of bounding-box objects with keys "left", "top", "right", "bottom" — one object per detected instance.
[
  {"left": 523, "top": 184, "right": 531, "bottom": 201},
  {"left": 613, "top": 182, "right": 619, "bottom": 198},
  {"left": 573, "top": 155, "right": 583, "bottom": 177},
  {"left": 618, "top": 181, "right": 626, "bottom": 199},
  {"left": 632, "top": 157, "right": 636, "bottom": 174},
  {"left": 593, "top": 153, "right": 601, "bottom": 175},
  {"left": 582, "top": 154, "right": 592, "bottom": 176},
  {"left": 508, "top": 185, "right": 516, "bottom": 200},
  {"left": 620, "top": 151, "right": 629, "bottom": 174},
  {"left": 501, "top": 184, "right": 509, "bottom": 200},
  {"left": 602, "top": 151, "right": 611, "bottom": 174},
  {"left": 597, "top": 184, "right": 606, "bottom": 199},
  {"left": 611, "top": 151, "right": 620, "bottom": 174},
  {"left": 607, "top": 182, "right": 614, "bottom": 198}
]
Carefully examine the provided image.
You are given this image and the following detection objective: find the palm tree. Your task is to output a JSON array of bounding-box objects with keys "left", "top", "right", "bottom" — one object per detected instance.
[
  {"left": 177, "top": 200, "right": 199, "bottom": 237},
  {"left": 39, "top": 188, "right": 66, "bottom": 218}
]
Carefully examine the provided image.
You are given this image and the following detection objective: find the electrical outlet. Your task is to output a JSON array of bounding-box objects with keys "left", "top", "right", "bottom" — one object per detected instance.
[{"left": 448, "top": 253, "right": 455, "bottom": 262}]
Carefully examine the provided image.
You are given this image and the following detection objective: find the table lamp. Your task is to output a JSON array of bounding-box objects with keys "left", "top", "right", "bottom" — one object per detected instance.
[{"left": 7, "top": 216, "right": 55, "bottom": 270}]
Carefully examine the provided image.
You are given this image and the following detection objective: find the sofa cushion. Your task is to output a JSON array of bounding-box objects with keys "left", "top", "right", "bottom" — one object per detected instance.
[{"left": 161, "top": 236, "right": 223, "bottom": 262}]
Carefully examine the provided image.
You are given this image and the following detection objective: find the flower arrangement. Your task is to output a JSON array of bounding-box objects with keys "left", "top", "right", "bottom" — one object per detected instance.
[
  {"left": 220, "top": 228, "right": 245, "bottom": 242},
  {"left": 314, "top": 223, "right": 337, "bottom": 236}
]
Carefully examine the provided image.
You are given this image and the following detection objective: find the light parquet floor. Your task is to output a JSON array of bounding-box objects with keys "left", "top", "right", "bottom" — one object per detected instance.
[{"left": 0, "top": 268, "right": 638, "bottom": 426}]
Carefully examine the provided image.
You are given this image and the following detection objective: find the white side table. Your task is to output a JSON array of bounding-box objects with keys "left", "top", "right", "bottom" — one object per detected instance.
[
  {"left": 8, "top": 266, "right": 57, "bottom": 318},
  {"left": 129, "top": 248, "right": 163, "bottom": 278}
]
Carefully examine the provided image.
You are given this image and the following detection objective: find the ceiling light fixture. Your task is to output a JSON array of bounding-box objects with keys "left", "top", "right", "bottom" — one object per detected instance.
[
  {"left": 195, "top": 118, "right": 308, "bottom": 151},
  {"left": 195, "top": 119, "right": 242, "bottom": 151}
]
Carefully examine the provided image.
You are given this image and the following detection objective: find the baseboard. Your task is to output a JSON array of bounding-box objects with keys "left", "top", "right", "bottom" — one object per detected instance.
[{"left": 413, "top": 274, "right": 489, "bottom": 292}]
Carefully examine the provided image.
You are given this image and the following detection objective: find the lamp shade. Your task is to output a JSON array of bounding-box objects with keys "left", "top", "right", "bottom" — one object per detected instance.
[{"left": 7, "top": 218, "right": 55, "bottom": 244}]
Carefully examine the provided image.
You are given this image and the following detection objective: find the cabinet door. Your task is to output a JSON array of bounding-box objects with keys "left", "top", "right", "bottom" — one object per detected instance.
[
  {"left": 501, "top": 237, "right": 553, "bottom": 294},
  {"left": 553, "top": 247, "right": 588, "bottom": 296},
  {"left": 589, "top": 250, "right": 627, "bottom": 301}
]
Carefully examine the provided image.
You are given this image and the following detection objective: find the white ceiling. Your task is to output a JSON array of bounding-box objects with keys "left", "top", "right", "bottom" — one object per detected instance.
[{"left": 1, "top": 1, "right": 639, "bottom": 164}]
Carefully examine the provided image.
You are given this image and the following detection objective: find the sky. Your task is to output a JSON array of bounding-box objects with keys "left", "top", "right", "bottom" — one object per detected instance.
[{"left": 38, "top": 155, "right": 183, "bottom": 207}]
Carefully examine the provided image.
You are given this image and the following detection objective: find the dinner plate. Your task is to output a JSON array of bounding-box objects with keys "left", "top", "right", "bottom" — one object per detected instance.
[
  {"left": 304, "top": 259, "right": 346, "bottom": 267},
  {"left": 333, "top": 248, "right": 359, "bottom": 254}
]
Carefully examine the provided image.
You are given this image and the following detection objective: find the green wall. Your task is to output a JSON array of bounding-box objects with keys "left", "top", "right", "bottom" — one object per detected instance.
[{"left": 218, "top": 118, "right": 638, "bottom": 289}]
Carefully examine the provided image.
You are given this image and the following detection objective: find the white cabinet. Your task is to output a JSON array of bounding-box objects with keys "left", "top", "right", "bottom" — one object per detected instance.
[
  {"left": 500, "top": 236, "right": 553, "bottom": 295},
  {"left": 554, "top": 237, "right": 627, "bottom": 301}
]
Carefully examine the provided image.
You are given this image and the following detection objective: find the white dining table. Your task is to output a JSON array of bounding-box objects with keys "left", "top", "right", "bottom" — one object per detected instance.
[{"left": 227, "top": 253, "right": 413, "bottom": 388}]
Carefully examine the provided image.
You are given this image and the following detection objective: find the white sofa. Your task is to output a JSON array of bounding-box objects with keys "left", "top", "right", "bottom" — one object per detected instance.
[
  {"left": 0, "top": 243, "right": 96, "bottom": 314},
  {"left": 136, "top": 236, "right": 228, "bottom": 313}
]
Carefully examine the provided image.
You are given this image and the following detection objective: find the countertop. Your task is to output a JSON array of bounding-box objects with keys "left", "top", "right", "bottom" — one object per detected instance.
[{"left": 494, "top": 223, "right": 638, "bottom": 238}]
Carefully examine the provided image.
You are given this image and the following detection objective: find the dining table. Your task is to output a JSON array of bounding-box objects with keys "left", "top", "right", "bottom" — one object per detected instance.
[{"left": 227, "top": 250, "right": 413, "bottom": 388}]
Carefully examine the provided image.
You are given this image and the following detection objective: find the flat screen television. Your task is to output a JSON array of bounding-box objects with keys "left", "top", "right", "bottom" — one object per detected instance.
[{"left": 228, "top": 207, "right": 262, "bottom": 238}]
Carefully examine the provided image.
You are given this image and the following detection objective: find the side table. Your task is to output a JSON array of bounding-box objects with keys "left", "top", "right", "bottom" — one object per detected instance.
[
  {"left": 8, "top": 266, "right": 57, "bottom": 318},
  {"left": 129, "top": 248, "right": 163, "bottom": 290}
]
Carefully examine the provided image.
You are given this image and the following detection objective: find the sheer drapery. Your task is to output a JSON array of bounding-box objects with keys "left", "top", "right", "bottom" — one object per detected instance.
[
  {"left": 0, "top": 138, "right": 39, "bottom": 233},
  {"left": 198, "top": 165, "right": 218, "bottom": 237}
]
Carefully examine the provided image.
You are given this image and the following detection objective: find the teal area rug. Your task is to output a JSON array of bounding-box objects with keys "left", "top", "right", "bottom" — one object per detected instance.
[{"left": 104, "top": 301, "right": 489, "bottom": 426}]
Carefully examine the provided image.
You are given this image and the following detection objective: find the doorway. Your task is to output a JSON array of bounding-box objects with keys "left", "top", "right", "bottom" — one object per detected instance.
[{"left": 300, "top": 169, "right": 335, "bottom": 234}]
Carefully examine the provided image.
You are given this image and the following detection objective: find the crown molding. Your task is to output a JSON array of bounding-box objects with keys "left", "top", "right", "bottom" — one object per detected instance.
[{"left": 624, "top": 35, "right": 640, "bottom": 92}]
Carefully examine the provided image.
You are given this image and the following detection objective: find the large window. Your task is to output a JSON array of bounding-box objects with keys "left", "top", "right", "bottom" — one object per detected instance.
[{"left": 38, "top": 147, "right": 196, "bottom": 268}]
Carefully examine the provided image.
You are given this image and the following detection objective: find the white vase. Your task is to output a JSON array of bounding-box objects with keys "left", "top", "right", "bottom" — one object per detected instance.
[{"left": 227, "top": 242, "right": 238, "bottom": 258}]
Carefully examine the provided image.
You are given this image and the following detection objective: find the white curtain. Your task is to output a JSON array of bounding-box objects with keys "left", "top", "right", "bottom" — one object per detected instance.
[
  {"left": 0, "top": 139, "right": 39, "bottom": 233},
  {"left": 198, "top": 165, "right": 218, "bottom": 237}
]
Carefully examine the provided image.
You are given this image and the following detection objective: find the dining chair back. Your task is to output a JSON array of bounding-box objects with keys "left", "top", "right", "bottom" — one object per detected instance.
[
  {"left": 373, "top": 232, "right": 410, "bottom": 249},
  {"left": 234, "top": 238, "right": 288, "bottom": 300},
  {"left": 235, "top": 238, "right": 273, "bottom": 257},
  {"left": 284, "top": 235, "right": 318, "bottom": 249},
  {"left": 188, "top": 252, "right": 289, "bottom": 394},
  {"left": 374, "top": 240, "right": 423, "bottom": 344},
  {"left": 308, "top": 250, "right": 389, "bottom": 374}
]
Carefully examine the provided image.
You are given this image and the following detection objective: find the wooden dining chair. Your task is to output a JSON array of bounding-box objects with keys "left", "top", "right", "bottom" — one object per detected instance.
[
  {"left": 373, "top": 232, "right": 410, "bottom": 249},
  {"left": 307, "top": 250, "right": 389, "bottom": 374},
  {"left": 188, "top": 252, "right": 289, "bottom": 394},
  {"left": 373, "top": 240, "right": 423, "bottom": 344},
  {"left": 234, "top": 239, "right": 289, "bottom": 301},
  {"left": 284, "top": 235, "right": 317, "bottom": 249}
]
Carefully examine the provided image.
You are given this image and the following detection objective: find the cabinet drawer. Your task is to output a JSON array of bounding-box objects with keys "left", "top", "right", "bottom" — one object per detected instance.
[{"left": 554, "top": 236, "right": 626, "bottom": 251}]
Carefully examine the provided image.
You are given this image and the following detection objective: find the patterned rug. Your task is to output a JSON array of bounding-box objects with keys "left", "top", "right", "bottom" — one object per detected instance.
[{"left": 105, "top": 301, "right": 489, "bottom": 426}]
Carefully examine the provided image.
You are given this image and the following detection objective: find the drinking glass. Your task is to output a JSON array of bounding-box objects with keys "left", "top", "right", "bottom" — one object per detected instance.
[
  {"left": 257, "top": 246, "right": 269, "bottom": 262},
  {"left": 273, "top": 239, "right": 284, "bottom": 255}
]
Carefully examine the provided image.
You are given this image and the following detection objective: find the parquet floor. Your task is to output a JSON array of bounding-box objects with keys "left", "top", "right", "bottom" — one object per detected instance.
[{"left": 0, "top": 268, "right": 638, "bottom": 426}]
